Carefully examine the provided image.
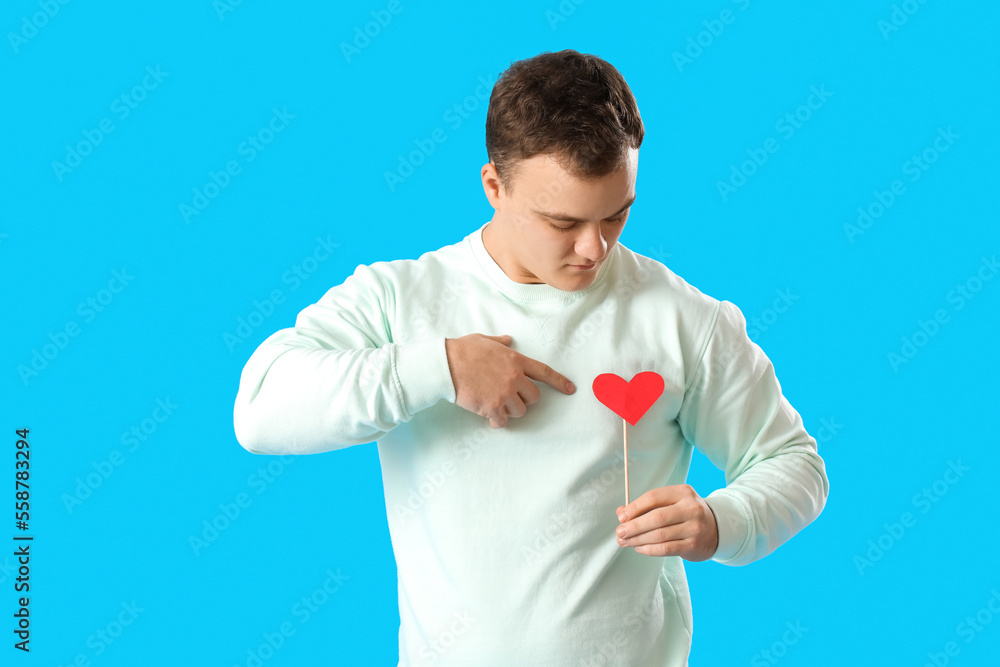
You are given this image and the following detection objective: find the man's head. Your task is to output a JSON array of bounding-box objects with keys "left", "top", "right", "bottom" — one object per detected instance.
[{"left": 480, "top": 49, "right": 644, "bottom": 291}]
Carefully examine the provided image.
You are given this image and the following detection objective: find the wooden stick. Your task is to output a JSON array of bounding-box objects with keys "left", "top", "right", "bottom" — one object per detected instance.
[{"left": 623, "top": 418, "right": 630, "bottom": 505}]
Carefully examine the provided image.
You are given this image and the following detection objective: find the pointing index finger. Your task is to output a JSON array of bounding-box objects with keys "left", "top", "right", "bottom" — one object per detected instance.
[{"left": 520, "top": 355, "right": 575, "bottom": 394}]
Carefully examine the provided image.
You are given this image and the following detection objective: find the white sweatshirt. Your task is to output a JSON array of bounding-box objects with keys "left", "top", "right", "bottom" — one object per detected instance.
[{"left": 233, "top": 221, "right": 830, "bottom": 666}]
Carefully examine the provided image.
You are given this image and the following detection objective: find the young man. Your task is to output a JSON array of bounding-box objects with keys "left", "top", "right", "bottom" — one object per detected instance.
[{"left": 234, "top": 49, "right": 829, "bottom": 666}]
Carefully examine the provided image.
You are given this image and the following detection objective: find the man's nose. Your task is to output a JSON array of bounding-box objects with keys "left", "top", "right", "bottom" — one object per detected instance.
[{"left": 577, "top": 223, "right": 608, "bottom": 261}]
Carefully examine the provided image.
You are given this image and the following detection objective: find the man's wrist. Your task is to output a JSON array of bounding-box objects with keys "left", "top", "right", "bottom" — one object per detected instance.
[
  {"left": 704, "top": 490, "right": 751, "bottom": 563},
  {"left": 393, "top": 337, "right": 457, "bottom": 416}
]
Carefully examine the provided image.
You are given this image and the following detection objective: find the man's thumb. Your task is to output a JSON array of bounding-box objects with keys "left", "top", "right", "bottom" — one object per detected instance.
[{"left": 487, "top": 334, "right": 512, "bottom": 345}]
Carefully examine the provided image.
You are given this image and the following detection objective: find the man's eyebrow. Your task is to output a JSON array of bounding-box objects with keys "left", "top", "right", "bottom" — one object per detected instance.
[{"left": 533, "top": 194, "right": 637, "bottom": 223}]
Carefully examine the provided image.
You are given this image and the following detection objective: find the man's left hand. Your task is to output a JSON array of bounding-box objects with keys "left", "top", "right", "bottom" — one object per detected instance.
[{"left": 616, "top": 484, "right": 719, "bottom": 561}]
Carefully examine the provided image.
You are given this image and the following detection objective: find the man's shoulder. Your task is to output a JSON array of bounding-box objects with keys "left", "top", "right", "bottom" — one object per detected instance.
[
  {"left": 614, "top": 242, "right": 722, "bottom": 318},
  {"left": 610, "top": 243, "right": 730, "bottom": 387},
  {"left": 353, "top": 228, "right": 475, "bottom": 287}
]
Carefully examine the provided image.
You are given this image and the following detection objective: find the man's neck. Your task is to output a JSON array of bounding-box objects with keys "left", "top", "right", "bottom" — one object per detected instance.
[{"left": 483, "top": 221, "right": 541, "bottom": 285}]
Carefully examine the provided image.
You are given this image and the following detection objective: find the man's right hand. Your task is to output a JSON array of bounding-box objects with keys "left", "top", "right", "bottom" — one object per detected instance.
[{"left": 444, "top": 333, "right": 576, "bottom": 429}]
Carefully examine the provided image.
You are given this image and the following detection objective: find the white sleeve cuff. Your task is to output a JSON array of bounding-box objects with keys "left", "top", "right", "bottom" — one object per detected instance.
[
  {"left": 392, "top": 337, "right": 457, "bottom": 418},
  {"left": 705, "top": 490, "right": 752, "bottom": 565}
]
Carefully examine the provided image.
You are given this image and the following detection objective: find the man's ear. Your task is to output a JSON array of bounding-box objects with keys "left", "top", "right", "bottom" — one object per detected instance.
[{"left": 481, "top": 161, "right": 504, "bottom": 208}]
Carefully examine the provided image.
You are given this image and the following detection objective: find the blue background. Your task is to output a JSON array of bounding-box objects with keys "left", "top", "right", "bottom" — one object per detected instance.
[{"left": 3, "top": 0, "right": 998, "bottom": 665}]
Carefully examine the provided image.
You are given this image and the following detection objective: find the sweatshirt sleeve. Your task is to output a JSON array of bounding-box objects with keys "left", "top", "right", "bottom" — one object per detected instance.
[
  {"left": 676, "top": 299, "right": 830, "bottom": 567},
  {"left": 233, "top": 262, "right": 457, "bottom": 456}
]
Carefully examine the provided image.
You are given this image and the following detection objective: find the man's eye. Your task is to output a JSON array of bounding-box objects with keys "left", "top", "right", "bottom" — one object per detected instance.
[{"left": 548, "top": 213, "right": 627, "bottom": 232}]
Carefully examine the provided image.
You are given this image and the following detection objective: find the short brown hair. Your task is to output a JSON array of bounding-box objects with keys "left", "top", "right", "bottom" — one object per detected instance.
[{"left": 485, "top": 49, "right": 644, "bottom": 195}]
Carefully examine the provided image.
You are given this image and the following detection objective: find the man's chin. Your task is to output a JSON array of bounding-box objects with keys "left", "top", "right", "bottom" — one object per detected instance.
[{"left": 552, "top": 270, "right": 597, "bottom": 292}]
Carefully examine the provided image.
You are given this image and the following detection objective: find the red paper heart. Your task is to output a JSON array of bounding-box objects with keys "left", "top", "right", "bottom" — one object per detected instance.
[{"left": 592, "top": 371, "right": 664, "bottom": 426}]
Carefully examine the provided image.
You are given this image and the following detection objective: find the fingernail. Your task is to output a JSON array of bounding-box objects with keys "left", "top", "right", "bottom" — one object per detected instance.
[
  {"left": 566, "top": 381, "right": 575, "bottom": 392},
  {"left": 617, "top": 512, "right": 627, "bottom": 522}
]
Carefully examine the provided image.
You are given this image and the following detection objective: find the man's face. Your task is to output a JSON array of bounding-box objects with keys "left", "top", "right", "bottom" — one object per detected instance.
[{"left": 481, "top": 148, "right": 638, "bottom": 291}]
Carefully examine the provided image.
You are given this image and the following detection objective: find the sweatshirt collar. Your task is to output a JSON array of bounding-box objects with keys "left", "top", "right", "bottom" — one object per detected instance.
[{"left": 467, "top": 221, "right": 616, "bottom": 302}]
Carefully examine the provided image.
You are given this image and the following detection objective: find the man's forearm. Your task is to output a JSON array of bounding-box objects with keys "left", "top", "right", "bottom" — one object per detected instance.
[
  {"left": 233, "top": 332, "right": 454, "bottom": 455},
  {"left": 706, "top": 422, "right": 829, "bottom": 566}
]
